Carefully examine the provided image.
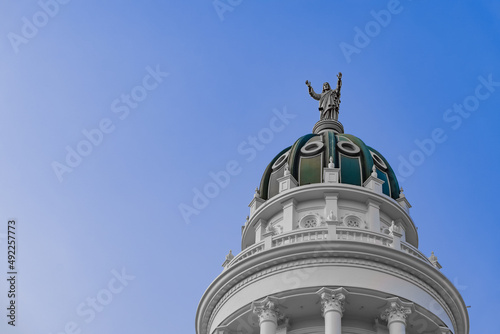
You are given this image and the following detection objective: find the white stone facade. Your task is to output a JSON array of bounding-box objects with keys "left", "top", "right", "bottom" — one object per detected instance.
[{"left": 197, "top": 116, "right": 469, "bottom": 334}]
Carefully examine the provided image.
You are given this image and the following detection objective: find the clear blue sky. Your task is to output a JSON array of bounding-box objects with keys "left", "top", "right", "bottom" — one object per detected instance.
[{"left": 0, "top": 1, "right": 498, "bottom": 333}]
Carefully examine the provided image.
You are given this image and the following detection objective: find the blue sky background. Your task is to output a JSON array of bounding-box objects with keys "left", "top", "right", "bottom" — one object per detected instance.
[{"left": 0, "top": 1, "right": 498, "bottom": 333}]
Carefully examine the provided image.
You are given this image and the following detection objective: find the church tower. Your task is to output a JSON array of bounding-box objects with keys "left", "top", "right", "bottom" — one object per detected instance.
[{"left": 195, "top": 76, "right": 469, "bottom": 334}]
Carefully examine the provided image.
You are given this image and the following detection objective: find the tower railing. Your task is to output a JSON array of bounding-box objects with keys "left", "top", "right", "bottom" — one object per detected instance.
[{"left": 228, "top": 226, "right": 433, "bottom": 269}]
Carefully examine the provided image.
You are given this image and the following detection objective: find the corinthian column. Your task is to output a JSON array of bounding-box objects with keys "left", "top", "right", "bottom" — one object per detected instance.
[
  {"left": 380, "top": 298, "right": 413, "bottom": 334},
  {"left": 316, "top": 287, "right": 348, "bottom": 334},
  {"left": 252, "top": 297, "right": 283, "bottom": 334}
]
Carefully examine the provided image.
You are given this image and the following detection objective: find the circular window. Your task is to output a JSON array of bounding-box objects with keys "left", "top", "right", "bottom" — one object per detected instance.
[
  {"left": 370, "top": 151, "right": 388, "bottom": 170},
  {"left": 346, "top": 219, "right": 359, "bottom": 227},
  {"left": 300, "top": 141, "right": 324, "bottom": 156},
  {"left": 272, "top": 150, "right": 290, "bottom": 170},
  {"left": 337, "top": 141, "right": 360, "bottom": 156},
  {"left": 299, "top": 214, "right": 320, "bottom": 228},
  {"left": 343, "top": 215, "right": 363, "bottom": 228}
]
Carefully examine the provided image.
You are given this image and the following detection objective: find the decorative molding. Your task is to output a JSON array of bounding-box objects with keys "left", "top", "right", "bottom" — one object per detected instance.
[{"left": 206, "top": 256, "right": 454, "bottom": 333}]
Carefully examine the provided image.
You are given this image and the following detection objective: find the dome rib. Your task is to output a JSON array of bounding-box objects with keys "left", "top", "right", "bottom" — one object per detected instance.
[{"left": 259, "top": 131, "right": 401, "bottom": 201}]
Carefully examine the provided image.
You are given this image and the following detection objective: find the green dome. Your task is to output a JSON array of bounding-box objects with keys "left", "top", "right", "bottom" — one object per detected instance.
[{"left": 259, "top": 130, "right": 400, "bottom": 200}]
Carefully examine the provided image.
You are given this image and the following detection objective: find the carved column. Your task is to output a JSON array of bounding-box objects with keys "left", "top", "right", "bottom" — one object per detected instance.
[
  {"left": 317, "top": 287, "right": 348, "bottom": 334},
  {"left": 366, "top": 199, "right": 381, "bottom": 233},
  {"left": 281, "top": 198, "right": 297, "bottom": 233},
  {"left": 252, "top": 297, "right": 283, "bottom": 334},
  {"left": 380, "top": 298, "right": 413, "bottom": 334}
]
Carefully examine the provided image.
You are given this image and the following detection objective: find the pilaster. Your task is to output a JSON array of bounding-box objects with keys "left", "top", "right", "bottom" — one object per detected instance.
[
  {"left": 255, "top": 218, "right": 267, "bottom": 243},
  {"left": 281, "top": 198, "right": 297, "bottom": 233},
  {"left": 366, "top": 199, "right": 381, "bottom": 233},
  {"left": 324, "top": 193, "right": 339, "bottom": 224}
]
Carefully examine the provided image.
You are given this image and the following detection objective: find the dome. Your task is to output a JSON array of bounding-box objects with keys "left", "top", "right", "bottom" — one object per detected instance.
[
  {"left": 197, "top": 76, "right": 469, "bottom": 334},
  {"left": 258, "top": 129, "right": 400, "bottom": 201}
]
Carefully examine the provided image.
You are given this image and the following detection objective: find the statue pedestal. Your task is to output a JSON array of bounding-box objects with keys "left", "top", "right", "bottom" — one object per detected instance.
[{"left": 312, "top": 119, "right": 344, "bottom": 134}]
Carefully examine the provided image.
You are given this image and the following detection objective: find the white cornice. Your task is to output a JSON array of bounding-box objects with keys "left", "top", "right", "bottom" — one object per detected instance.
[
  {"left": 196, "top": 241, "right": 468, "bottom": 334},
  {"left": 241, "top": 183, "right": 418, "bottom": 249}
]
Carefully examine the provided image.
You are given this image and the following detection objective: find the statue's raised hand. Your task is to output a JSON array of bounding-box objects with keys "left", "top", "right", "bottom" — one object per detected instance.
[{"left": 305, "top": 80, "right": 311, "bottom": 87}]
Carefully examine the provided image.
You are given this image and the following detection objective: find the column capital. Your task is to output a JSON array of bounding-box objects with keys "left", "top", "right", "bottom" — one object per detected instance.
[
  {"left": 252, "top": 296, "right": 284, "bottom": 325},
  {"left": 380, "top": 297, "right": 413, "bottom": 326},
  {"left": 316, "top": 287, "right": 348, "bottom": 317}
]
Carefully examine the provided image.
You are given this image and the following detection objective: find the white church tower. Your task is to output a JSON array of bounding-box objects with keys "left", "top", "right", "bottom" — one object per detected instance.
[{"left": 195, "top": 76, "right": 469, "bottom": 334}]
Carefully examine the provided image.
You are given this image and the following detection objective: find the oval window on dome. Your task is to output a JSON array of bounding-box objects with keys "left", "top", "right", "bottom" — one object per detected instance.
[
  {"left": 337, "top": 141, "right": 360, "bottom": 156},
  {"left": 272, "top": 150, "right": 290, "bottom": 170},
  {"left": 370, "top": 151, "right": 388, "bottom": 170},
  {"left": 300, "top": 141, "right": 324, "bottom": 156}
]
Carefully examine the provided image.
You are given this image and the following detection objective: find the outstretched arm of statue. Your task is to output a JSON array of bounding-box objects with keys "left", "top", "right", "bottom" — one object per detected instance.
[{"left": 305, "top": 80, "right": 320, "bottom": 100}]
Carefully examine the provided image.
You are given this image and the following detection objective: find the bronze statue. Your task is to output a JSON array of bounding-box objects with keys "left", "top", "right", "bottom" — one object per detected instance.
[{"left": 306, "top": 72, "right": 342, "bottom": 121}]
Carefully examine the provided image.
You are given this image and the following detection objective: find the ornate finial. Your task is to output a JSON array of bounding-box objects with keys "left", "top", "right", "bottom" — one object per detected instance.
[
  {"left": 222, "top": 249, "right": 235, "bottom": 268},
  {"left": 306, "top": 72, "right": 343, "bottom": 121},
  {"left": 371, "top": 165, "right": 378, "bottom": 177},
  {"left": 399, "top": 187, "right": 405, "bottom": 198},
  {"left": 428, "top": 251, "right": 442, "bottom": 269},
  {"left": 246, "top": 215, "right": 249, "bottom": 221},
  {"left": 284, "top": 163, "right": 290, "bottom": 176},
  {"left": 225, "top": 250, "right": 234, "bottom": 263},
  {"left": 254, "top": 187, "right": 260, "bottom": 198},
  {"left": 328, "top": 156, "right": 335, "bottom": 168}
]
